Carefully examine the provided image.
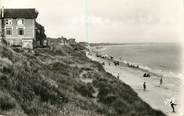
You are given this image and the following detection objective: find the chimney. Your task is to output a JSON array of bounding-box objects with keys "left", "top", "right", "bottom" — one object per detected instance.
[{"left": 1, "top": 6, "right": 4, "bottom": 18}]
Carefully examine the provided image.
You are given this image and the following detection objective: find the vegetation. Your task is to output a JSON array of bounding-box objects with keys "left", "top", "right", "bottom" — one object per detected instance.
[
  {"left": 0, "top": 43, "right": 166, "bottom": 116},
  {"left": 35, "top": 22, "right": 47, "bottom": 47}
]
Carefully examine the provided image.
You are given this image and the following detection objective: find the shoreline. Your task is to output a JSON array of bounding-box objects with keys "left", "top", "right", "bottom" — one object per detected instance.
[
  {"left": 91, "top": 45, "right": 182, "bottom": 79},
  {"left": 87, "top": 47, "right": 183, "bottom": 116}
]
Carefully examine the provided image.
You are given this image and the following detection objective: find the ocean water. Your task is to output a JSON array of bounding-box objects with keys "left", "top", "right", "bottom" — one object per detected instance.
[{"left": 100, "top": 43, "right": 182, "bottom": 77}]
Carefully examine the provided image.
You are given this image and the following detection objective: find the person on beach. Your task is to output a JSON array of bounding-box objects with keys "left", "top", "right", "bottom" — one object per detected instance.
[
  {"left": 147, "top": 73, "right": 151, "bottom": 77},
  {"left": 160, "top": 77, "right": 163, "bottom": 86},
  {"left": 170, "top": 100, "right": 176, "bottom": 112},
  {"left": 143, "top": 73, "right": 151, "bottom": 78},
  {"left": 117, "top": 73, "right": 120, "bottom": 79},
  {"left": 143, "top": 82, "right": 146, "bottom": 91},
  {"left": 113, "top": 61, "right": 119, "bottom": 66}
]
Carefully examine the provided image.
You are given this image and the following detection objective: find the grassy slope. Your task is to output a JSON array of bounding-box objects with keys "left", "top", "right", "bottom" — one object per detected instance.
[{"left": 0, "top": 44, "right": 166, "bottom": 116}]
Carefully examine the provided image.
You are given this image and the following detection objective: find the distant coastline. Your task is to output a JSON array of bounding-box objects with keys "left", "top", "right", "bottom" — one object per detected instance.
[{"left": 89, "top": 42, "right": 180, "bottom": 47}]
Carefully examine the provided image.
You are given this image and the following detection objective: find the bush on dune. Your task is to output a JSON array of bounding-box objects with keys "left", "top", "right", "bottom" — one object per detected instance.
[
  {"left": 0, "top": 58, "right": 66, "bottom": 115},
  {"left": 90, "top": 61, "right": 105, "bottom": 72},
  {"left": 0, "top": 46, "right": 20, "bottom": 63},
  {"left": 0, "top": 94, "right": 16, "bottom": 111},
  {"left": 49, "top": 62, "right": 70, "bottom": 76},
  {"left": 75, "top": 83, "right": 95, "bottom": 98},
  {"left": 112, "top": 98, "right": 130, "bottom": 114},
  {"left": 0, "top": 57, "right": 13, "bottom": 73},
  {"left": 53, "top": 46, "right": 66, "bottom": 56}
]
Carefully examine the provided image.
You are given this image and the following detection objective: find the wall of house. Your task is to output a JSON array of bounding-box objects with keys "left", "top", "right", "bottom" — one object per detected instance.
[
  {"left": 2, "top": 18, "right": 35, "bottom": 49},
  {"left": 5, "top": 19, "right": 35, "bottom": 39}
]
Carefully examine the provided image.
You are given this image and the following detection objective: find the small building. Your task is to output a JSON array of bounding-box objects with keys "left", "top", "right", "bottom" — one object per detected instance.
[{"left": 0, "top": 8, "right": 38, "bottom": 49}]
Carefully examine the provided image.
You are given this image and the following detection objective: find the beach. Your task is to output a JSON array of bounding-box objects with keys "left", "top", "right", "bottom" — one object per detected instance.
[{"left": 87, "top": 47, "right": 184, "bottom": 116}]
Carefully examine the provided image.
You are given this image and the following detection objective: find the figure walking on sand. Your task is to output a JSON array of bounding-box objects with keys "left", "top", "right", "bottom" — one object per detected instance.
[
  {"left": 160, "top": 77, "right": 163, "bottom": 86},
  {"left": 117, "top": 73, "right": 120, "bottom": 79},
  {"left": 170, "top": 100, "right": 177, "bottom": 112},
  {"left": 143, "top": 82, "right": 146, "bottom": 91}
]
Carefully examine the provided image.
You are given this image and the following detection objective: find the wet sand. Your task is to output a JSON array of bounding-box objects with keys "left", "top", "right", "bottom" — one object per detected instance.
[{"left": 87, "top": 51, "right": 184, "bottom": 116}]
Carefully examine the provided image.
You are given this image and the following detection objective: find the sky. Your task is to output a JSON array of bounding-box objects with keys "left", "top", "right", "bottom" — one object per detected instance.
[{"left": 0, "top": 0, "right": 183, "bottom": 43}]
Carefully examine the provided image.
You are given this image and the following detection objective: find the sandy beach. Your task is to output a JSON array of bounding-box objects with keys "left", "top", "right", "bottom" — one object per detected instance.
[{"left": 87, "top": 50, "right": 184, "bottom": 116}]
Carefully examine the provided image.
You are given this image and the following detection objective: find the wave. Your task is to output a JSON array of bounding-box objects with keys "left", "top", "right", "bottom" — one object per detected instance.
[{"left": 113, "top": 58, "right": 183, "bottom": 79}]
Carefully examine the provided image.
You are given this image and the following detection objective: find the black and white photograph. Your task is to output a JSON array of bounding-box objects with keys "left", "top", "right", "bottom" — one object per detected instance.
[{"left": 0, "top": 0, "right": 184, "bottom": 116}]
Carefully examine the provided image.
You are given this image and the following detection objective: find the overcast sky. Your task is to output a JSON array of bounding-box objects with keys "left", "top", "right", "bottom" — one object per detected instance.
[{"left": 1, "top": 0, "right": 183, "bottom": 43}]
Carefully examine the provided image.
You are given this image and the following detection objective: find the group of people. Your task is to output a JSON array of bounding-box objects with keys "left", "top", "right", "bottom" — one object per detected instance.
[
  {"left": 98, "top": 54, "right": 141, "bottom": 69},
  {"left": 143, "top": 73, "right": 151, "bottom": 77},
  {"left": 101, "top": 60, "right": 120, "bottom": 67},
  {"left": 97, "top": 54, "right": 120, "bottom": 67},
  {"left": 127, "top": 63, "right": 139, "bottom": 69},
  {"left": 143, "top": 75, "right": 176, "bottom": 113},
  {"left": 142, "top": 75, "right": 163, "bottom": 91}
]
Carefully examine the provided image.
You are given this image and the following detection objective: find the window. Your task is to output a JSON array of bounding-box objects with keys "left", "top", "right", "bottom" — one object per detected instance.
[
  {"left": 18, "top": 28, "right": 24, "bottom": 35},
  {"left": 5, "top": 19, "right": 12, "bottom": 25},
  {"left": 6, "top": 28, "right": 12, "bottom": 35},
  {"left": 17, "top": 19, "right": 24, "bottom": 25}
]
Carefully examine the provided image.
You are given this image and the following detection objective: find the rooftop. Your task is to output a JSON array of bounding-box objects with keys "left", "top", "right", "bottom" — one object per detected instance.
[{"left": 0, "top": 8, "right": 38, "bottom": 19}]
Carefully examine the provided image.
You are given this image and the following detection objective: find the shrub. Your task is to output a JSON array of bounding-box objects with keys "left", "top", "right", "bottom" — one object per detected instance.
[
  {"left": 81, "top": 67, "right": 92, "bottom": 71},
  {"left": 0, "top": 95, "right": 16, "bottom": 111},
  {"left": 50, "top": 62, "right": 71, "bottom": 76},
  {"left": 90, "top": 61, "right": 105, "bottom": 72},
  {"left": 33, "top": 82, "right": 64, "bottom": 105},
  {"left": 112, "top": 98, "right": 129, "bottom": 114},
  {"left": 0, "top": 75, "right": 9, "bottom": 88},
  {"left": 55, "top": 49, "right": 65, "bottom": 56},
  {"left": 99, "top": 94, "right": 117, "bottom": 105},
  {"left": 98, "top": 86, "right": 111, "bottom": 98},
  {"left": 0, "top": 46, "right": 20, "bottom": 62},
  {"left": 75, "top": 83, "right": 95, "bottom": 98},
  {"left": 0, "top": 57, "right": 13, "bottom": 73},
  {"left": 93, "top": 79, "right": 106, "bottom": 88}
]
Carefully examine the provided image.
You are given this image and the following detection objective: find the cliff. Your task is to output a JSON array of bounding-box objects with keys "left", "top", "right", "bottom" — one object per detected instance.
[{"left": 0, "top": 43, "right": 166, "bottom": 116}]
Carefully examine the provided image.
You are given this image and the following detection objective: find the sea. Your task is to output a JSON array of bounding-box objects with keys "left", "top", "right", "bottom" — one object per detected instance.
[{"left": 99, "top": 43, "right": 182, "bottom": 78}]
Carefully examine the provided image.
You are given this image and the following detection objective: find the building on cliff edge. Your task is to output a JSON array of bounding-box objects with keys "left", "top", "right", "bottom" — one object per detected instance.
[{"left": 0, "top": 7, "right": 40, "bottom": 49}]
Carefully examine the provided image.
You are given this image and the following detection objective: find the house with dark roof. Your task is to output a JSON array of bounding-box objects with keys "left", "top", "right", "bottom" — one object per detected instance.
[{"left": 0, "top": 8, "right": 38, "bottom": 49}]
